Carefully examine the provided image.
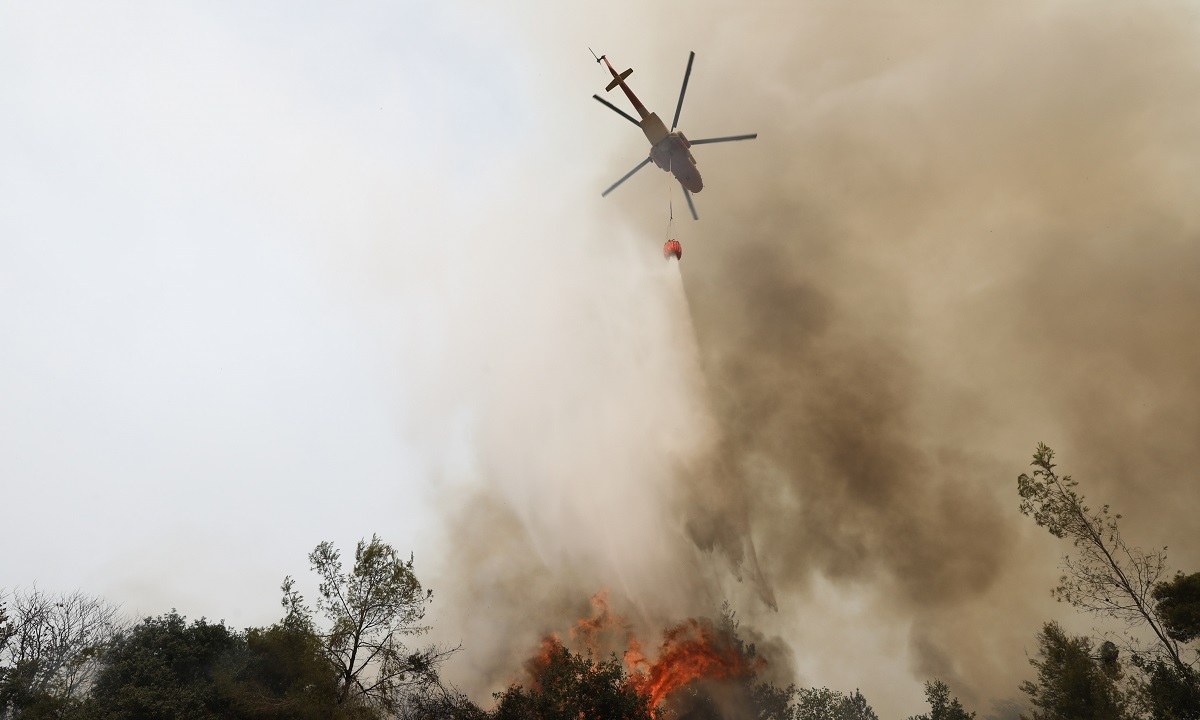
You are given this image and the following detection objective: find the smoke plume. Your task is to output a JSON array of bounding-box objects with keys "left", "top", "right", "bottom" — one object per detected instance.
[{"left": 425, "top": 2, "right": 1200, "bottom": 716}]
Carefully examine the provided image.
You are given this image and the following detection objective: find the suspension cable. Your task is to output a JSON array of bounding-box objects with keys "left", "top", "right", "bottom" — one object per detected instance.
[{"left": 666, "top": 154, "right": 675, "bottom": 240}]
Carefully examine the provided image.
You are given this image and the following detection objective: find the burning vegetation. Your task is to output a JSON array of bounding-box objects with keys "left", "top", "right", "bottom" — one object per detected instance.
[
  {"left": 8, "top": 451, "right": 1199, "bottom": 720},
  {"left": 626, "top": 617, "right": 762, "bottom": 711},
  {"left": 509, "top": 592, "right": 765, "bottom": 720}
]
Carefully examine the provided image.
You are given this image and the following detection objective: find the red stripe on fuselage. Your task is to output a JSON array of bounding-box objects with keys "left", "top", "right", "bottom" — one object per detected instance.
[{"left": 601, "top": 56, "right": 650, "bottom": 120}]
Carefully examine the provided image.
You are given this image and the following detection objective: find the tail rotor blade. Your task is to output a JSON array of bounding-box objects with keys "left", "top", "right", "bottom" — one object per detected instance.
[
  {"left": 689, "top": 133, "right": 758, "bottom": 145},
  {"left": 683, "top": 186, "right": 698, "bottom": 220},
  {"left": 602, "top": 157, "right": 653, "bottom": 197},
  {"left": 670, "top": 51, "right": 695, "bottom": 131},
  {"left": 593, "top": 94, "right": 640, "bottom": 127}
]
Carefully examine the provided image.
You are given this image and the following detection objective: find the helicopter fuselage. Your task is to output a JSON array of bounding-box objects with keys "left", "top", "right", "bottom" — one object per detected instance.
[
  {"left": 649, "top": 130, "right": 702, "bottom": 194},
  {"left": 603, "top": 59, "right": 704, "bottom": 194},
  {"left": 635, "top": 111, "right": 703, "bottom": 193}
]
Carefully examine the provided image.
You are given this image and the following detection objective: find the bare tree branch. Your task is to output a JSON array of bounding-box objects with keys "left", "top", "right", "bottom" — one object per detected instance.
[{"left": 1018, "top": 444, "right": 1188, "bottom": 675}]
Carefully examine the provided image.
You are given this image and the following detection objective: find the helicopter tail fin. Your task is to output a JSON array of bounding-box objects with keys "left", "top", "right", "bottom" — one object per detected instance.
[{"left": 605, "top": 68, "right": 632, "bottom": 91}]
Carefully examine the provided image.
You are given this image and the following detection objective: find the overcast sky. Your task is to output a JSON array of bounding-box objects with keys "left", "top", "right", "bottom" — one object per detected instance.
[
  {"left": 0, "top": 0, "right": 708, "bottom": 670},
  {"left": 2, "top": 1, "right": 491, "bottom": 610},
  {"left": 5, "top": 3, "right": 1200, "bottom": 719}
]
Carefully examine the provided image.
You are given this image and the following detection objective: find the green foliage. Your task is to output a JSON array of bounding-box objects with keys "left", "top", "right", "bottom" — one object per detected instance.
[
  {"left": 84, "top": 611, "right": 378, "bottom": 720},
  {"left": 0, "top": 539, "right": 454, "bottom": 719},
  {"left": 1153, "top": 573, "right": 1200, "bottom": 645},
  {"left": 840, "top": 689, "right": 882, "bottom": 720},
  {"left": 395, "top": 686, "right": 489, "bottom": 720},
  {"left": 1136, "top": 660, "right": 1200, "bottom": 720},
  {"left": 227, "top": 623, "right": 349, "bottom": 720},
  {"left": 0, "top": 691, "right": 90, "bottom": 720},
  {"left": 491, "top": 641, "right": 652, "bottom": 720},
  {"left": 789, "top": 686, "right": 880, "bottom": 720},
  {"left": 1017, "top": 444, "right": 1093, "bottom": 542},
  {"left": 725, "top": 683, "right": 882, "bottom": 720},
  {"left": 907, "top": 680, "right": 974, "bottom": 720},
  {"left": 279, "top": 576, "right": 314, "bottom": 634},
  {"left": 296, "top": 535, "right": 439, "bottom": 712},
  {"left": 86, "top": 611, "right": 243, "bottom": 719},
  {"left": 748, "top": 681, "right": 796, "bottom": 720},
  {"left": 3, "top": 538, "right": 448, "bottom": 719},
  {"left": 1019, "top": 622, "right": 1129, "bottom": 720}
]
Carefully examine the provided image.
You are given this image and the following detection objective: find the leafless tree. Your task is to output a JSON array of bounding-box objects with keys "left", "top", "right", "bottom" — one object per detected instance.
[
  {"left": 0, "top": 587, "right": 123, "bottom": 707},
  {"left": 0, "top": 594, "right": 13, "bottom": 655}
]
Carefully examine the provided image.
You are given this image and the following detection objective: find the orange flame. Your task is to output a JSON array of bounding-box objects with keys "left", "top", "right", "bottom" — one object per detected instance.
[
  {"left": 570, "top": 590, "right": 623, "bottom": 652},
  {"left": 524, "top": 634, "right": 565, "bottom": 691},
  {"left": 626, "top": 617, "right": 761, "bottom": 711},
  {"left": 523, "top": 592, "right": 762, "bottom": 716}
]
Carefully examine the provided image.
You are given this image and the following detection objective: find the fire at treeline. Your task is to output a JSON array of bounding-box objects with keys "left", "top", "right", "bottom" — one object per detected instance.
[{"left": 2, "top": 445, "right": 1198, "bottom": 720}]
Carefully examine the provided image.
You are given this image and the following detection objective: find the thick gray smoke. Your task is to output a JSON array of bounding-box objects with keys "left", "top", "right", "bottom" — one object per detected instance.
[
  {"left": 427, "top": 2, "right": 1200, "bottom": 717},
  {"left": 673, "top": 0, "right": 1200, "bottom": 708}
]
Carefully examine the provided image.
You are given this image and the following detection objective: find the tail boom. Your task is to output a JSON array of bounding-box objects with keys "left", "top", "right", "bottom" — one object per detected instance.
[{"left": 599, "top": 55, "right": 650, "bottom": 119}]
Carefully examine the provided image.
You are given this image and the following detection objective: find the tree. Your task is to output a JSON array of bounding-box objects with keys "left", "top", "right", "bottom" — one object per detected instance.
[
  {"left": 839, "top": 689, "right": 882, "bottom": 720},
  {"left": 1137, "top": 660, "right": 1200, "bottom": 720},
  {"left": 292, "top": 535, "right": 442, "bottom": 712},
  {"left": 748, "top": 681, "right": 796, "bottom": 720},
  {"left": 1019, "top": 622, "right": 1129, "bottom": 720},
  {"left": 1153, "top": 573, "right": 1200, "bottom": 645},
  {"left": 655, "top": 609, "right": 880, "bottom": 720},
  {"left": 227, "top": 622, "right": 352, "bottom": 720},
  {"left": 0, "top": 595, "right": 10, "bottom": 712},
  {"left": 649, "top": 606, "right": 768, "bottom": 720},
  {"left": 1138, "top": 571, "right": 1200, "bottom": 718},
  {"left": 1018, "top": 444, "right": 1187, "bottom": 674},
  {"left": 394, "top": 685, "right": 488, "bottom": 720},
  {"left": 0, "top": 588, "right": 121, "bottom": 716},
  {"left": 84, "top": 611, "right": 243, "bottom": 719},
  {"left": 774, "top": 686, "right": 878, "bottom": 720},
  {"left": 907, "top": 680, "right": 975, "bottom": 720},
  {"left": 0, "top": 596, "right": 12, "bottom": 654},
  {"left": 491, "top": 640, "right": 653, "bottom": 720},
  {"left": 84, "top": 609, "right": 380, "bottom": 720}
]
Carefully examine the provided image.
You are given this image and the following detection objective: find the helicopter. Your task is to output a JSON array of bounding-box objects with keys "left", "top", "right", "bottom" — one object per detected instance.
[{"left": 592, "top": 49, "right": 757, "bottom": 219}]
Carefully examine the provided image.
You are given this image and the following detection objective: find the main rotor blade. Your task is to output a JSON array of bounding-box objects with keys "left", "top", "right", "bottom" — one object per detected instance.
[
  {"left": 601, "top": 156, "right": 653, "bottom": 197},
  {"left": 683, "top": 186, "right": 699, "bottom": 220},
  {"left": 670, "top": 51, "right": 695, "bottom": 131},
  {"left": 689, "top": 133, "right": 758, "bottom": 145},
  {"left": 593, "top": 94, "right": 640, "bottom": 127}
]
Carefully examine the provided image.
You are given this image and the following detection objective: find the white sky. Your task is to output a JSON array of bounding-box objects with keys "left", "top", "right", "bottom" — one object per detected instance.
[
  {"left": 1, "top": 0, "right": 704, "bottom": 625},
  {"left": 1, "top": 1, "right": 531, "bottom": 616}
]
